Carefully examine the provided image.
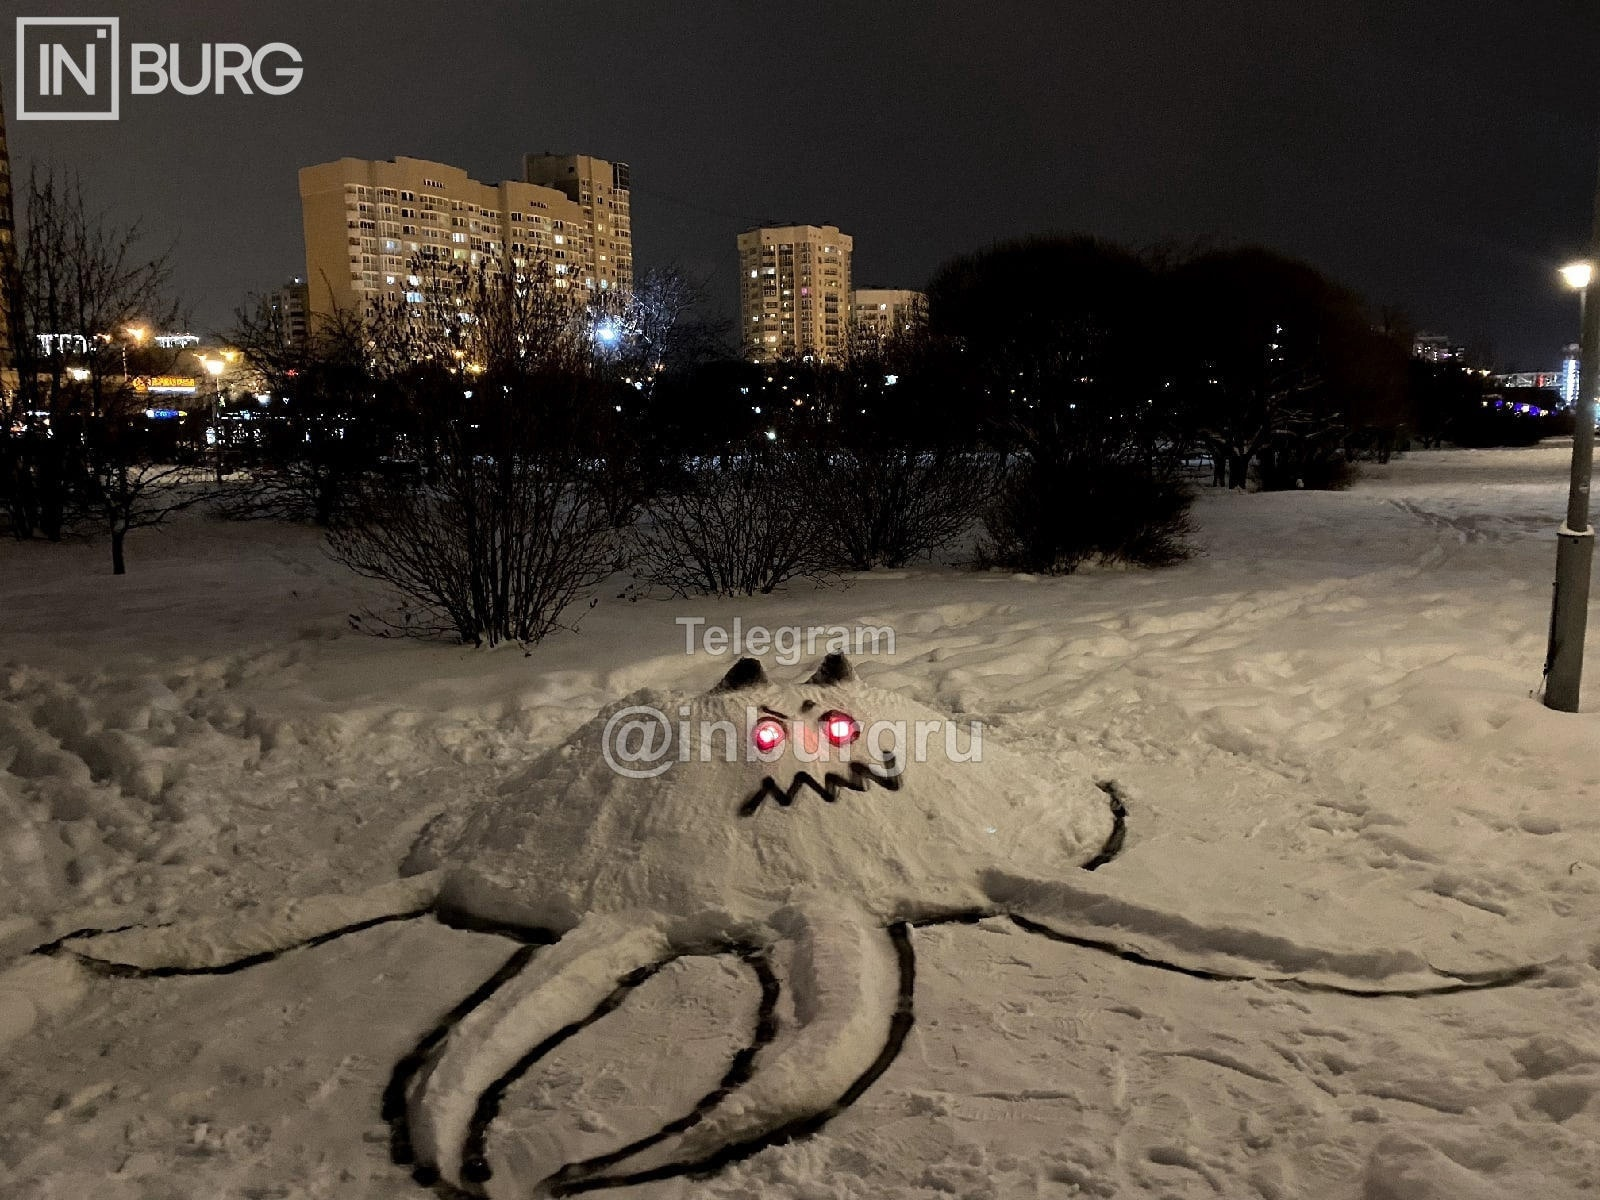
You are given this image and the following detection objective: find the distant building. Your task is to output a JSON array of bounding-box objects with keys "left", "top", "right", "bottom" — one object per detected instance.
[
  {"left": 1563, "top": 343, "right": 1580, "bottom": 407},
  {"left": 298, "top": 154, "right": 626, "bottom": 322},
  {"left": 523, "top": 153, "right": 633, "bottom": 294},
  {"left": 850, "top": 288, "right": 924, "bottom": 342},
  {"left": 1412, "top": 333, "right": 1466, "bottom": 365},
  {"left": 271, "top": 277, "right": 310, "bottom": 349},
  {"left": 738, "top": 224, "right": 853, "bottom": 362}
]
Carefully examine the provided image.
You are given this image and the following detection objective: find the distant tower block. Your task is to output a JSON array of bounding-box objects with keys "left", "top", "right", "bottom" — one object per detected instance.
[{"left": 738, "top": 225, "right": 854, "bottom": 363}]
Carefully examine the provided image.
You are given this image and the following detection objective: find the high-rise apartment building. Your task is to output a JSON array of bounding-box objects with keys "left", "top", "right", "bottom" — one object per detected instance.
[
  {"left": 523, "top": 153, "right": 633, "bottom": 293},
  {"left": 271, "top": 277, "right": 310, "bottom": 350},
  {"left": 299, "top": 155, "right": 626, "bottom": 322},
  {"left": 737, "top": 225, "right": 853, "bottom": 362},
  {"left": 850, "top": 288, "right": 925, "bottom": 343}
]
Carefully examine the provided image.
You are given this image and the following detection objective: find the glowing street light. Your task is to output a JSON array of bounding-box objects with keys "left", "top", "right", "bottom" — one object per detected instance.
[
  {"left": 1561, "top": 262, "right": 1594, "bottom": 291},
  {"left": 119, "top": 325, "right": 150, "bottom": 376},
  {"left": 592, "top": 317, "right": 622, "bottom": 349}
]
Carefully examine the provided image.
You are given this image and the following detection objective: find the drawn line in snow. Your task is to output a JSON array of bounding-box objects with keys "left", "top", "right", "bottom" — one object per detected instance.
[
  {"left": 454, "top": 958, "right": 678, "bottom": 1186},
  {"left": 18, "top": 783, "right": 1541, "bottom": 1196},
  {"left": 1083, "top": 781, "right": 1129, "bottom": 871},
  {"left": 1008, "top": 916, "right": 1544, "bottom": 998},
  {"left": 550, "top": 924, "right": 919, "bottom": 1196},
  {"left": 543, "top": 947, "right": 783, "bottom": 1193},
  {"left": 385, "top": 941, "right": 541, "bottom": 1186},
  {"left": 34, "top": 910, "right": 434, "bottom": 978}
]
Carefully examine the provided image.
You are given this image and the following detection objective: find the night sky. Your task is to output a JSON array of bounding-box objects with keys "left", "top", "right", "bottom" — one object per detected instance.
[{"left": 5, "top": 0, "right": 1598, "bottom": 367}]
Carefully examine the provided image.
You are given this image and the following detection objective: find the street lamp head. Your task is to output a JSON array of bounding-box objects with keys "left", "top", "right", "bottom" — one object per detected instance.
[
  {"left": 1561, "top": 261, "right": 1594, "bottom": 291},
  {"left": 200, "top": 357, "right": 225, "bottom": 377}
]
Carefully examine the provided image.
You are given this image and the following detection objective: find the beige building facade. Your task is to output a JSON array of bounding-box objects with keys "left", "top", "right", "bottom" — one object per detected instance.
[
  {"left": 850, "top": 288, "right": 925, "bottom": 343},
  {"left": 738, "top": 225, "right": 853, "bottom": 362},
  {"left": 524, "top": 154, "right": 633, "bottom": 294},
  {"left": 299, "top": 154, "right": 630, "bottom": 322}
]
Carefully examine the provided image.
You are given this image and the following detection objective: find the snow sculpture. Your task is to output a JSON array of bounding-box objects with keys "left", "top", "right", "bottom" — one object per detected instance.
[{"left": 0, "top": 655, "right": 1545, "bottom": 1195}]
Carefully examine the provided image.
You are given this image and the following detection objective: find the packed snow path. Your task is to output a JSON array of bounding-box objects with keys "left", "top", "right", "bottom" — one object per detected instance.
[{"left": 2, "top": 445, "right": 1599, "bottom": 1198}]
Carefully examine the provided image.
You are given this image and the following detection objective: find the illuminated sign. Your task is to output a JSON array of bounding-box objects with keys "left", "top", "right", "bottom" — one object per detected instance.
[
  {"left": 36, "top": 333, "right": 90, "bottom": 354},
  {"left": 133, "top": 375, "right": 199, "bottom": 395}
]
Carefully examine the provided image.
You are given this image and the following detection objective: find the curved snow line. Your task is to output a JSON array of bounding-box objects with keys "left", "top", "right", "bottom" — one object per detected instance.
[
  {"left": 1008, "top": 915, "right": 1545, "bottom": 997},
  {"left": 43, "top": 910, "right": 432, "bottom": 978},
  {"left": 454, "top": 956, "right": 679, "bottom": 1187},
  {"left": 385, "top": 942, "right": 542, "bottom": 1178},
  {"left": 1082, "top": 781, "right": 1129, "bottom": 871},
  {"left": 531, "top": 947, "right": 782, "bottom": 1191}
]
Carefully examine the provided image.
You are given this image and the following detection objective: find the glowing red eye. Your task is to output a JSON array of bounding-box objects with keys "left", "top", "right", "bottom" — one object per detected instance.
[
  {"left": 821, "top": 711, "right": 859, "bottom": 746},
  {"left": 752, "top": 718, "right": 786, "bottom": 753}
]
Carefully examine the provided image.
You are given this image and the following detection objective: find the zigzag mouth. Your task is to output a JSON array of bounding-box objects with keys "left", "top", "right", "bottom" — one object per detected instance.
[{"left": 740, "top": 753, "right": 901, "bottom": 817}]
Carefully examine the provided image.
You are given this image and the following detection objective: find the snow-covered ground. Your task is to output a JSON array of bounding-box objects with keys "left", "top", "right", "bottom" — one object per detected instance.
[{"left": 2, "top": 444, "right": 1599, "bottom": 1199}]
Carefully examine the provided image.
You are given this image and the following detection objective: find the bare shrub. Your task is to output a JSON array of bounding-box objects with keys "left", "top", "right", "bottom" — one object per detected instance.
[
  {"left": 980, "top": 455, "right": 1193, "bottom": 575},
  {"left": 332, "top": 460, "right": 615, "bottom": 647},
  {"left": 813, "top": 446, "right": 995, "bottom": 569},
  {"left": 328, "top": 257, "right": 618, "bottom": 647},
  {"left": 630, "top": 443, "right": 835, "bottom": 596}
]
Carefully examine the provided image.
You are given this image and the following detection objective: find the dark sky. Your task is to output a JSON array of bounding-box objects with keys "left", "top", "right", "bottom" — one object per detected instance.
[{"left": 5, "top": 0, "right": 1598, "bottom": 367}]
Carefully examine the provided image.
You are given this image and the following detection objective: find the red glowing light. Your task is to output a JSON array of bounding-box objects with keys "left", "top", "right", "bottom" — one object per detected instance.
[
  {"left": 821, "top": 711, "right": 859, "bottom": 746},
  {"left": 752, "top": 717, "right": 786, "bottom": 753}
]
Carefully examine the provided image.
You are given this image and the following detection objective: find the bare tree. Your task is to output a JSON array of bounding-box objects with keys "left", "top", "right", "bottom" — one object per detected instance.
[
  {"left": 5, "top": 169, "right": 197, "bottom": 571},
  {"left": 227, "top": 301, "right": 383, "bottom": 525}
]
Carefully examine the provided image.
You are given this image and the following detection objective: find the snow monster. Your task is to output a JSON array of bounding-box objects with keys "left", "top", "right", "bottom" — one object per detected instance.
[{"left": 3, "top": 654, "right": 1544, "bottom": 1196}]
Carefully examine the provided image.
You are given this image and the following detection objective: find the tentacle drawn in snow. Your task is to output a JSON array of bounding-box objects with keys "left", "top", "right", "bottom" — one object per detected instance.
[
  {"left": 1082, "top": 780, "right": 1129, "bottom": 871},
  {"left": 403, "top": 912, "right": 680, "bottom": 1193},
  {"left": 551, "top": 909, "right": 911, "bottom": 1194},
  {"left": 385, "top": 941, "right": 543, "bottom": 1180},
  {"left": 1009, "top": 914, "right": 1544, "bottom": 996},
  {"left": 47, "top": 872, "right": 447, "bottom": 975},
  {"left": 982, "top": 870, "right": 1551, "bottom": 995},
  {"left": 527, "top": 947, "right": 783, "bottom": 1194},
  {"left": 0, "top": 873, "right": 449, "bottom": 1051}
]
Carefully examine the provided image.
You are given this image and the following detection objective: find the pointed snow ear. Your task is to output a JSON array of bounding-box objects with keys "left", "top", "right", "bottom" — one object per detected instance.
[
  {"left": 714, "top": 657, "right": 767, "bottom": 692},
  {"left": 807, "top": 653, "right": 854, "bottom": 686}
]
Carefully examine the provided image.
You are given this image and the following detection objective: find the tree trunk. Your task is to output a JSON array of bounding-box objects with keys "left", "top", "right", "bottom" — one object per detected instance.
[
  {"left": 111, "top": 527, "right": 126, "bottom": 575},
  {"left": 1228, "top": 452, "right": 1252, "bottom": 490}
]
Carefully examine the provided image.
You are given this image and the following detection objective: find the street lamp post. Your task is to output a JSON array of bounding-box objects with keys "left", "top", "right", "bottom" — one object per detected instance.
[
  {"left": 1545, "top": 188, "right": 1600, "bottom": 711},
  {"left": 196, "top": 353, "right": 227, "bottom": 484},
  {"left": 122, "top": 325, "right": 148, "bottom": 378}
]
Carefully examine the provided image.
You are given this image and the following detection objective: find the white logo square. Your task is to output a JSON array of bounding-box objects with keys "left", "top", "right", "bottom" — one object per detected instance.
[{"left": 15, "top": 17, "right": 121, "bottom": 121}]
